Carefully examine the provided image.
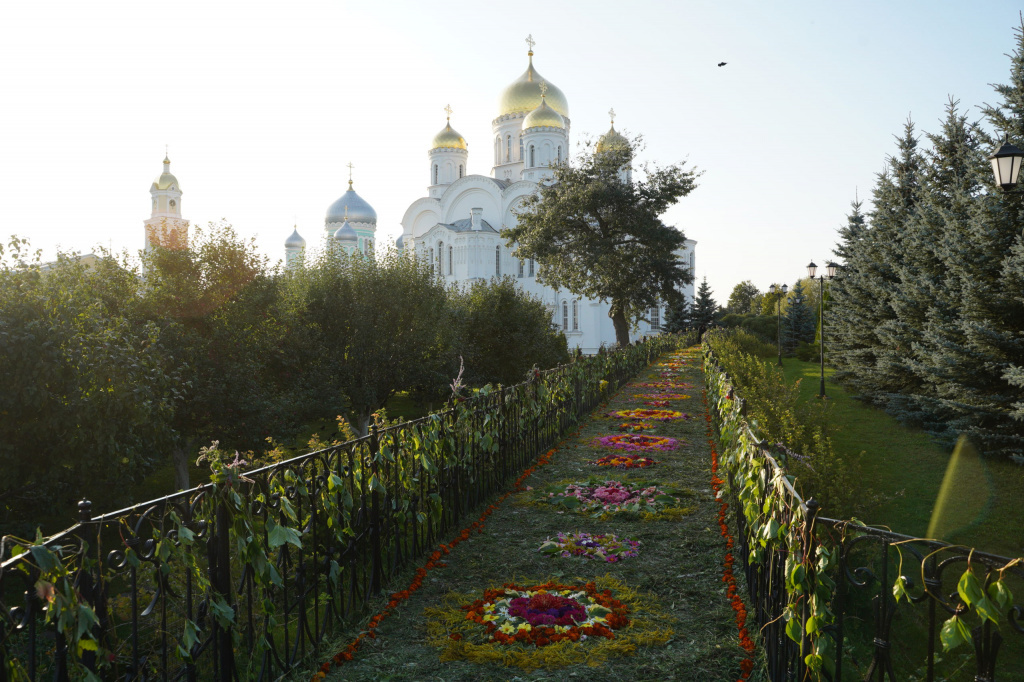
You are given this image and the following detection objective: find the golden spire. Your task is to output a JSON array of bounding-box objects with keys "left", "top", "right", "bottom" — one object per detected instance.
[
  {"left": 444, "top": 103, "right": 453, "bottom": 121},
  {"left": 346, "top": 161, "right": 354, "bottom": 190},
  {"left": 163, "top": 144, "right": 170, "bottom": 165},
  {"left": 609, "top": 108, "right": 616, "bottom": 126}
]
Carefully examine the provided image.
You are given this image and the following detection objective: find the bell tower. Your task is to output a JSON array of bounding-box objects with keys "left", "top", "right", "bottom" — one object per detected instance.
[{"left": 144, "top": 151, "right": 189, "bottom": 250}]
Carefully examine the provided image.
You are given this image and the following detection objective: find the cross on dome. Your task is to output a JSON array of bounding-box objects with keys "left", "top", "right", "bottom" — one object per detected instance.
[
  {"left": 444, "top": 103, "right": 453, "bottom": 120},
  {"left": 609, "top": 108, "right": 616, "bottom": 124},
  {"left": 346, "top": 162, "right": 354, "bottom": 189},
  {"left": 525, "top": 34, "right": 535, "bottom": 54},
  {"left": 539, "top": 81, "right": 548, "bottom": 97}
]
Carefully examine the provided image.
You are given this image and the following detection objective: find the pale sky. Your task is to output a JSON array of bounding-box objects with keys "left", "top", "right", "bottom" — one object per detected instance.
[{"left": 1, "top": 0, "right": 1021, "bottom": 302}]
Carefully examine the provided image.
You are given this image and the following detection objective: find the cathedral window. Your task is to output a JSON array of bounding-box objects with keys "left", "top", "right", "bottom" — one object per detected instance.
[
  {"left": 459, "top": 164, "right": 464, "bottom": 178},
  {"left": 557, "top": 146, "right": 562, "bottom": 164},
  {"left": 438, "top": 241, "right": 443, "bottom": 274},
  {"left": 689, "top": 252, "right": 695, "bottom": 273},
  {"left": 562, "top": 300, "right": 569, "bottom": 330},
  {"left": 519, "top": 135, "right": 523, "bottom": 161},
  {"left": 650, "top": 305, "right": 660, "bottom": 331},
  {"left": 506, "top": 135, "right": 511, "bottom": 162},
  {"left": 518, "top": 259, "right": 524, "bottom": 278},
  {"left": 429, "top": 248, "right": 435, "bottom": 275},
  {"left": 572, "top": 300, "right": 579, "bottom": 331},
  {"left": 528, "top": 259, "right": 534, "bottom": 277},
  {"left": 529, "top": 145, "right": 535, "bottom": 167},
  {"left": 448, "top": 245, "right": 453, "bottom": 274},
  {"left": 434, "top": 164, "right": 438, "bottom": 184},
  {"left": 495, "top": 246, "right": 501, "bottom": 276}
]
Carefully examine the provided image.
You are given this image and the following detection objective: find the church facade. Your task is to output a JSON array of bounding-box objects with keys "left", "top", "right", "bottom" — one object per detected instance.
[{"left": 283, "top": 38, "right": 696, "bottom": 354}]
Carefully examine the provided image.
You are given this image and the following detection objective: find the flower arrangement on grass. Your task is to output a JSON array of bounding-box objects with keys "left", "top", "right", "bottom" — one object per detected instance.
[
  {"left": 633, "top": 381, "right": 694, "bottom": 390},
  {"left": 642, "top": 399, "right": 670, "bottom": 408},
  {"left": 532, "top": 478, "right": 692, "bottom": 519},
  {"left": 645, "top": 393, "right": 692, "bottom": 401},
  {"left": 611, "top": 421, "right": 655, "bottom": 433},
  {"left": 538, "top": 532, "right": 641, "bottom": 562},
  {"left": 590, "top": 453, "right": 659, "bottom": 469},
  {"left": 594, "top": 433, "right": 679, "bottom": 452},
  {"left": 609, "top": 408, "right": 688, "bottom": 421},
  {"left": 424, "top": 576, "right": 674, "bottom": 669}
]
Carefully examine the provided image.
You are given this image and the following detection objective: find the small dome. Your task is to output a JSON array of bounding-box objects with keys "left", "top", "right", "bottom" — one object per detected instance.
[
  {"left": 596, "top": 123, "right": 629, "bottom": 154},
  {"left": 523, "top": 98, "right": 565, "bottom": 131},
  {"left": 152, "top": 156, "right": 179, "bottom": 190},
  {"left": 431, "top": 121, "right": 467, "bottom": 150},
  {"left": 285, "top": 227, "right": 306, "bottom": 249},
  {"left": 326, "top": 183, "right": 377, "bottom": 225},
  {"left": 333, "top": 221, "right": 358, "bottom": 243},
  {"left": 396, "top": 234, "right": 405, "bottom": 249},
  {"left": 498, "top": 51, "right": 569, "bottom": 118}
]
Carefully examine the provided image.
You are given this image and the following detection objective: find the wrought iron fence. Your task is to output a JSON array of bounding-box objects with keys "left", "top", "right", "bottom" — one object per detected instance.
[
  {"left": 704, "top": 345, "right": 1024, "bottom": 682},
  {"left": 0, "top": 336, "right": 677, "bottom": 681}
]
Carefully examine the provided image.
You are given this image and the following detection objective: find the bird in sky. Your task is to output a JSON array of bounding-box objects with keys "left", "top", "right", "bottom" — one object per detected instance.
[{"left": 718, "top": 61, "right": 727, "bottom": 67}]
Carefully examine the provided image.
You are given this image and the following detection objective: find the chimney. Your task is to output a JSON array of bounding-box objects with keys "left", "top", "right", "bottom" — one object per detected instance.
[{"left": 470, "top": 207, "right": 482, "bottom": 230}]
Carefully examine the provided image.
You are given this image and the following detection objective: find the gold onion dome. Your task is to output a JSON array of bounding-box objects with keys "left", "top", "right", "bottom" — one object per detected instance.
[
  {"left": 498, "top": 48, "right": 569, "bottom": 118},
  {"left": 523, "top": 96, "right": 565, "bottom": 130},
  {"left": 596, "top": 122, "right": 629, "bottom": 154},
  {"left": 153, "top": 155, "right": 179, "bottom": 190},
  {"left": 431, "top": 120, "right": 467, "bottom": 150}
]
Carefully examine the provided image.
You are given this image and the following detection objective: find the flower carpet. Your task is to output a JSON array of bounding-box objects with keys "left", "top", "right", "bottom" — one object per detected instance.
[{"left": 310, "top": 346, "right": 755, "bottom": 681}]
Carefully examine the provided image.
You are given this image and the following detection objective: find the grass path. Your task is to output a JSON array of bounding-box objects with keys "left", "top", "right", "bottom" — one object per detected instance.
[{"left": 303, "top": 348, "right": 751, "bottom": 681}]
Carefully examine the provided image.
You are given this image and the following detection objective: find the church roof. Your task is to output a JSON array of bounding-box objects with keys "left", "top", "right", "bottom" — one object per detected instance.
[
  {"left": 152, "top": 155, "right": 179, "bottom": 190},
  {"left": 435, "top": 218, "right": 498, "bottom": 233},
  {"left": 327, "top": 180, "right": 377, "bottom": 225},
  {"left": 498, "top": 44, "right": 569, "bottom": 118}
]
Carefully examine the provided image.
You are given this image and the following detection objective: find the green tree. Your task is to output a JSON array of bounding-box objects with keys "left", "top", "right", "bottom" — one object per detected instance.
[
  {"left": 726, "top": 280, "right": 760, "bottom": 314},
  {"left": 692, "top": 277, "right": 719, "bottom": 332},
  {"left": 783, "top": 279, "right": 815, "bottom": 354},
  {"left": 451, "top": 276, "right": 569, "bottom": 387},
  {"left": 662, "top": 297, "right": 693, "bottom": 333},
  {"left": 0, "top": 240, "right": 179, "bottom": 527},
  {"left": 505, "top": 135, "right": 700, "bottom": 347},
  {"left": 287, "top": 244, "right": 451, "bottom": 436}
]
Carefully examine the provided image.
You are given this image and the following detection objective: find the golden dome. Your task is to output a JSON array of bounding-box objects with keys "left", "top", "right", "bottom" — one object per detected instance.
[
  {"left": 596, "top": 123, "right": 629, "bottom": 154},
  {"left": 522, "top": 97, "right": 565, "bottom": 130},
  {"left": 153, "top": 156, "right": 179, "bottom": 190},
  {"left": 498, "top": 52, "right": 569, "bottom": 118},
  {"left": 431, "top": 121, "right": 467, "bottom": 150}
]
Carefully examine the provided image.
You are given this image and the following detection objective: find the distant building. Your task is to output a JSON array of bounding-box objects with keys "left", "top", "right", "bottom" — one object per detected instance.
[{"left": 144, "top": 154, "right": 189, "bottom": 250}]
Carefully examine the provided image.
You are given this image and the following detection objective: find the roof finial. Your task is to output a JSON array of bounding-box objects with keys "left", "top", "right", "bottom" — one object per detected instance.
[
  {"left": 539, "top": 81, "right": 548, "bottom": 99},
  {"left": 609, "top": 108, "right": 616, "bottom": 125},
  {"left": 525, "top": 34, "right": 535, "bottom": 56},
  {"left": 164, "top": 144, "right": 170, "bottom": 164},
  {"left": 344, "top": 205, "right": 349, "bottom": 222},
  {"left": 444, "top": 103, "right": 453, "bottom": 121},
  {"left": 346, "top": 161, "right": 354, "bottom": 190}
]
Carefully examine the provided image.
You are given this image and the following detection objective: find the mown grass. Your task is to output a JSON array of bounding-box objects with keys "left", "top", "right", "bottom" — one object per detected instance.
[
  {"left": 779, "top": 359, "right": 1024, "bottom": 559},
  {"left": 292, "top": 351, "right": 760, "bottom": 681}
]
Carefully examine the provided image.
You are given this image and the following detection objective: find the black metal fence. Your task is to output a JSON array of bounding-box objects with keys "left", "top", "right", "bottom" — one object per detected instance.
[
  {"left": 0, "top": 336, "right": 676, "bottom": 681},
  {"left": 704, "top": 345, "right": 1024, "bottom": 681}
]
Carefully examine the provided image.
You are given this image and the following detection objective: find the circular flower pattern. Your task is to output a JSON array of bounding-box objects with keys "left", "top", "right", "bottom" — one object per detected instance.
[
  {"left": 609, "top": 408, "right": 688, "bottom": 421},
  {"left": 594, "top": 434, "right": 679, "bottom": 451},
  {"left": 544, "top": 479, "right": 680, "bottom": 515},
  {"left": 538, "top": 532, "right": 641, "bottom": 562},
  {"left": 461, "top": 582, "right": 629, "bottom": 647},
  {"left": 591, "top": 453, "right": 659, "bottom": 469},
  {"left": 612, "top": 421, "right": 655, "bottom": 433},
  {"left": 646, "top": 393, "right": 692, "bottom": 401}
]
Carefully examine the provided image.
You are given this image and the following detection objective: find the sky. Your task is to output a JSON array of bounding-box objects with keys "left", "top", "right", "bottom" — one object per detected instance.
[{"left": 1, "top": 0, "right": 1022, "bottom": 303}]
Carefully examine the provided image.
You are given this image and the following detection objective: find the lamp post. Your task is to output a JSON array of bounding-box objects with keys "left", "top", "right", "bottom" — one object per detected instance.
[
  {"left": 807, "top": 261, "right": 838, "bottom": 398},
  {"left": 769, "top": 283, "right": 788, "bottom": 367},
  {"left": 989, "top": 134, "right": 1024, "bottom": 191}
]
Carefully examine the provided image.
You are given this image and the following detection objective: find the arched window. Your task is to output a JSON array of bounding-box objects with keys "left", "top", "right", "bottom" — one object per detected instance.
[
  {"left": 572, "top": 300, "right": 579, "bottom": 331},
  {"left": 518, "top": 259, "right": 524, "bottom": 278},
  {"left": 448, "top": 245, "right": 453, "bottom": 274},
  {"left": 519, "top": 135, "right": 523, "bottom": 161},
  {"left": 459, "top": 164, "right": 464, "bottom": 178},
  {"left": 429, "top": 248, "right": 435, "bottom": 275},
  {"left": 433, "top": 164, "right": 438, "bottom": 184},
  {"left": 562, "top": 300, "right": 569, "bottom": 330},
  {"left": 650, "top": 305, "right": 660, "bottom": 330},
  {"left": 495, "top": 137, "right": 500, "bottom": 164},
  {"left": 689, "top": 252, "right": 695, "bottom": 273},
  {"left": 437, "top": 241, "right": 443, "bottom": 274},
  {"left": 528, "top": 259, "right": 534, "bottom": 277},
  {"left": 529, "top": 145, "right": 535, "bottom": 167},
  {"left": 506, "top": 135, "right": 511, "bottom": 162},
  {"left": 557, "top": 145, "right": 562, "bottom": 164},
  {"left": 495, "top": 246, "right": 501, "bottom": 275}
]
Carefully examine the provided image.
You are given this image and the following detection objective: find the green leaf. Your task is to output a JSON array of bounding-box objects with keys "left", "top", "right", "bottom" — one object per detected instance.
[
  {"left": 369, "top": 474, "right": 387, "bottom": 495},
  {"left": 209, "top": 598, "right": 235, "bottom": 628},
  {"left": 182, "top": 619, "right": 201, "bottom": 649},
  {"left": 266, "top": 519, "right": 302, "bottom": 549},
  {"left": 804, "top": 653, "right": 823, "bottom": 672},
  {"left": 893, "top": 576, "right": 909, "bottom": 603},
  {"left": 29, "top": 545, "right": 58, "bottom": 574},
  {"left": 77, "top": 638, "right": 98, "bottom": 652},
  {"left": 558, "top": 497, "right": 581, "bottom": 510},
  {"left": 988, "top": 580, "right": 1013, "bottom": 611},
  {"left": 940, "top": 615, "right": 972, "bottom": 651},
  {"left": 785, "top": 614, "right": 802, "bottom": 643},
  {"left": 76, "top": 604, "right": 99, "bottom": 640},
  {"left": 328, "top": 473, "right": 343, "bottom": 490},
  {"left": 973, "top": 596, "right": 999, "bottom": 624},
  {"left": 958, "top": 568, "right": 985, "bottom": 607}
]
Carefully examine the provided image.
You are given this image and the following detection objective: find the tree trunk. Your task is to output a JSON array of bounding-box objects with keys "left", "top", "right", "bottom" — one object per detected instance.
[
  {"left": 347, "top": 413, "right": 372, "bottom": 439},
  {"left": 610, "top": 305, "right": 631, "bottom": 348},
  {"left": 173, "top": 441, "right": 193, "bottom": 491}
]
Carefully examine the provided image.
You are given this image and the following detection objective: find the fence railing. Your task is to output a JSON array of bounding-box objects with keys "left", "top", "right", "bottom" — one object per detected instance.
[
  {"left": 704, "top": 343, "right": 1024, "bottom": 681},
  {"left": 0, "top": 335, "right": 678, "bottom": 681}
]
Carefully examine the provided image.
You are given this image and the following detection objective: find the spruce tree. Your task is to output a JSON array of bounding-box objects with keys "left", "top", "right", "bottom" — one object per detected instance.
[
  {"left": 663, "top": 297, "right": 693, "bottom": 333},
  {"left": 692, "top": 277, "right": 718, "bottom": 332},
  {"left": 783, "top": 279, "right": 815, "bottom": 354}
]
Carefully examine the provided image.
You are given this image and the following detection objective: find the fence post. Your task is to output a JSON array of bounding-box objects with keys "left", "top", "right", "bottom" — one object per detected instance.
[
  {"left": 369, "top": 423, "right": 383, "bottom": 596},
  {"left": 800, "top": 498, "right": 821, "bottom": 678},
  {"left": 72, "top": 499, "right": 103, "bottom": 678},
  {"left": 212, "top": 500, "right": 236, "bottom": 681}
]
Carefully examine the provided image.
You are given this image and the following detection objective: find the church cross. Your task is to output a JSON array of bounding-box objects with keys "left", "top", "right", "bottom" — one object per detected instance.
[
  {"left": 525, "top": 34, "right": 535, "bottom": 52},
  {"left": 609, "top": 108, "right": 616, "bottom": 124},
  {"left": 539, "top": 81, "right": 548, "bottom": 97},
  {"left": 346, "top": 162, "right": 354, "bottom": 189},
  {"left": 444, "top": 103, "right": 453, "bottom": 119}
]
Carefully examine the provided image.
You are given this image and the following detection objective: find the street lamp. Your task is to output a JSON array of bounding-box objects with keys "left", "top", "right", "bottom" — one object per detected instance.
[
  {"left": 807, "top": 261, "right": 838, "bottom": 398},
  {"left": 989, "top": 134, "right": 1024, "bottom": 191},
  {"left": 768, "top": 283, "right": 788, "bottom": 367}
]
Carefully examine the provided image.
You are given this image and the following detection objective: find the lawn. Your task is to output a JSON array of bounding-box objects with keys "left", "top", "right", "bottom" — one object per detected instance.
[
  {"left": 295, "top": 349, "right": 759, "bottom": 681},
  {"left": 780, "top": 359, "right": 1024, "bottom": 559}
]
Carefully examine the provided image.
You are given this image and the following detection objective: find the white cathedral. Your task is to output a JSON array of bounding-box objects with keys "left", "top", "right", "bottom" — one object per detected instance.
[{"left": 146, "top": 38, "right": 696, "bottom": 354}]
